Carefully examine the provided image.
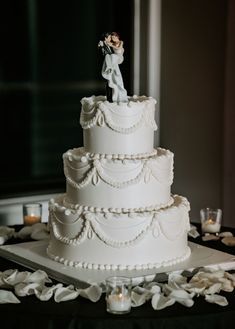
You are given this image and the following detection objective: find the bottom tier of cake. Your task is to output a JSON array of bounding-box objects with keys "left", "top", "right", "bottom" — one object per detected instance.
[{"left": 47, "top": 195, "right": 191, "bottom": 271}]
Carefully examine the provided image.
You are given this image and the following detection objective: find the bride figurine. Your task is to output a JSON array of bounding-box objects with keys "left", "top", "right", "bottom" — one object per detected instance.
[
  {"left": 110, "top": 32, "right": 124, "bottom": 64},
  {"left": 98, "top": 32, "right": 128, "bottom": 103}
]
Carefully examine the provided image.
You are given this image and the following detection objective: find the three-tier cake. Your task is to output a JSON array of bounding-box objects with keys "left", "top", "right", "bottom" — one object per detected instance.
[{"left": 47, "top": 95, "right": 191, "bottom": 270}]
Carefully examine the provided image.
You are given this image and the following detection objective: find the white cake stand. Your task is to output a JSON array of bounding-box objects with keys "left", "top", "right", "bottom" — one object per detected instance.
[{"left": 0, "top": 241, "right": 235, "bottom": 288}]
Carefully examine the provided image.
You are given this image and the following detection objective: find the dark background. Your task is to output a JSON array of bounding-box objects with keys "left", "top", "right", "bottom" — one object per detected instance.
[{"left": 0, "top": 0, "right": 133, "bottom": 198}]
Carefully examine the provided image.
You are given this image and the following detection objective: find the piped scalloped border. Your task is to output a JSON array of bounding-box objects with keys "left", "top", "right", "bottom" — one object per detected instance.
[
  {"left": 49, "top": 194, "right": 175, "bottom": 215},
  {"left": 49, "top": 195, "right": 190, "bottom": 248},
  {"left": 63, "top": 147, "right": 159, "bottom": 162},
  {"left": 62, "top": 147, "right": 173, "bottom": 190},
  {"left": 46, "top": 245, "right": 191, "bottom": 271},
  {"left": 80, "top": 95, "right": 157, "bottom": 133},
  {"left": 50, "top": 210, "right": 156, "bottom": 248}
]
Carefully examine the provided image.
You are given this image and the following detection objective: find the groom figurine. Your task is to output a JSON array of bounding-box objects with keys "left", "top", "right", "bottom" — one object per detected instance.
[
  {"left": 98, "top": 32, "right": 113, "bottom": 102},
  {"left": 98, "top": 32, "right": 113, "bottom": 55}
]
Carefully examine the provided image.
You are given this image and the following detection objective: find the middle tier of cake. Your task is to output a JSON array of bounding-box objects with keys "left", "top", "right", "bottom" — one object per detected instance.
[{"left": 63, "top": 147, "right": 174, "bottom": 210}]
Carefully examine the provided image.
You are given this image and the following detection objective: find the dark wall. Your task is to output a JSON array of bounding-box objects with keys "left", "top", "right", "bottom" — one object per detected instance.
[
  {"left": 160, "top": 0, "right": 227, "bottom": 222},
  {"left": 223, "top": 0, "right": 235, "bottom": 227}
]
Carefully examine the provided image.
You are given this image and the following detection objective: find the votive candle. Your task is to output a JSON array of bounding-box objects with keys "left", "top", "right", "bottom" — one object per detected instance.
[{"left": 23, "top": 203, "right": 42, "bottom": 226}]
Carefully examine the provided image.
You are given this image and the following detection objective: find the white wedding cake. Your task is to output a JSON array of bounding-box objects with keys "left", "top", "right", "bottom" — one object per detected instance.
[{"left": 47, "top": 95, "right": 191, "bottom": 270}]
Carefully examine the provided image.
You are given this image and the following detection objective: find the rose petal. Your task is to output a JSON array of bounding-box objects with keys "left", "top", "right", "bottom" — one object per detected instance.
[
  {"left": 78, "top": 284, "right": 102, "bottom": 302},
  {"left": 205, "top": 294, "right": 228, "bottom": 306},
  {"left": 35, "top": 284, "right": 61, "bottom": 301},
  {"left": 182, "top": 282, "right": 206, "bottom": 294},
  {"left": 0, "top": 290, "right": 20, "bottom": 304},
  {"left": 14, "top": 282, "right": 42, "bottom": 297},
  {"left": 188, "top": 226, "right": 200, "bottom": 238},
  {"left": 221, "top": 237, "right": 235, "bottom": 247},
  {"left": 168, "top": 273, "right": 187, "bottom": 285},
  {"left": 54, "top": 284, "right": 79, "bottom": 302},
  {"left": 168, "top": 290, "right": 194, "bottom": 307},
  {"left": 151, "top": 293, "right": 175, "bottom": 310},
  {"left": 219, "top": 231, "right": 233, "bottom": 238},
  {"left": 204, "top": 283, "right": 222, "bottom": 295},
  {"left": 16, "top": 226, "right": 33, "bottom": 239},
  {"left": 26, "top": 270, "right": 51, "bottom": 284},
  {"left": 0, "top": 227, "right": 15, "bottom": 245},
  {"left": 225, "top": 272, "right": 235, "bottom": 286},
  {"left": 3, "top": 270, "right": 31, "bottom": 286},
  {"left": 202, "top": 235, "right": 220, "bottom": 241},
  {"left": 150, "top": 285, "right": 161, "bottom": 294}
]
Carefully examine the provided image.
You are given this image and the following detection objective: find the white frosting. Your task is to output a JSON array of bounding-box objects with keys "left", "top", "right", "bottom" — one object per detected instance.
[
  {"left": 47, "top": 195, "right": 191, "bottom": 270},
  {"left": 47, "top": 95, "right": 191, "bottom": 271},
  {"left": 81, "top": 96, "right": 157, "bottom": 154},
  {"left": 63, "top": 147, "right": 173, "bottom": 209}
]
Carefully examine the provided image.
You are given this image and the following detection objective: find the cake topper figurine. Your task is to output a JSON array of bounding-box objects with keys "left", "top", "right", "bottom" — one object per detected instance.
[{"left": 98, "top": 32, "right": 128, "bottom": 103}]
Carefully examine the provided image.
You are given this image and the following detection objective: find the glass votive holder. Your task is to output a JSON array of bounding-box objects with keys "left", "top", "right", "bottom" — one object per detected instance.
[
  {"left": 23, "top": 203, "right": 42, "bottom": 226},
  {"left": 200, "top": 208, "right": 222, "bottom": 234},
  {"left": 106, "top": 276, "right": 132, "bottom": 314}
]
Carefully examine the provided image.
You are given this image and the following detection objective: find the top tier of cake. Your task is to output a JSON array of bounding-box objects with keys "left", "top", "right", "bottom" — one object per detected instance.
[{"left": 80, "top": 96, "right": 157, "bottom": 155}]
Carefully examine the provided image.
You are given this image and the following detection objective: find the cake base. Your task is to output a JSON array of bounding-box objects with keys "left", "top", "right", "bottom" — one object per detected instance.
[{"left": 0, "top": 241, "right": 235, "bottom": 288}]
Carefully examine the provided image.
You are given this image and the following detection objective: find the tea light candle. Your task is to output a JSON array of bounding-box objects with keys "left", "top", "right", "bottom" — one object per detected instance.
[
  {"left": 24, "top": 215, "right": 41, "bottom": 226},
  {"left": 107, "top": 293, "right": 131, "bottom": 313},
  {"left": 106, "top": 276, "right": 131, "bottom": 314},
  {"left": 23, "top": 203, "right": 42, "bottom": 226},
  {"left": 202, "top": 219, "right": 221, "bottom": 234},
  {"left": 200, "top": 208, "right": 222, "bottom": 235}
]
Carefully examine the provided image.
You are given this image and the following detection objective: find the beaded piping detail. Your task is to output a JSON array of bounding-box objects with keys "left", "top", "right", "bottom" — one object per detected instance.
[
  {"left": 49, "top": 210, "right": 156, "bottom": 248},
  {"left": 54, "top": 194, "right": 175, "bottom": 215},
  {"left": 46, "top": 245, "right": 191, "bottom": 271},
  {"left": 63, "top": 152, "right": 173, "bottom": 190},
  {"left": 64, "top": 147, "right": 158, "bottom": 162},
  {"left": 49, "top": 195, "right": 190, "bottom": 247},
  {"left": 80, "top": 96, "right": 157, "bottom": 133}
]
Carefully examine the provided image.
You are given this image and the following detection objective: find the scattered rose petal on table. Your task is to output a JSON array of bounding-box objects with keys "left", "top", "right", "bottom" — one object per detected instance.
[
  {"left": 219, "top": 231, "right": 233, "bottom": 238},
  {"left": 15, "top": 223, "right": 49, "bottom": 240},
  {"left": 150, "top": 285, "right": 161, "bottom": 294},
  {"left": 163, "top": 279, "right": 187, "bottom": 295},
  {"left": 78, "top": 284, "right": 102, "bottom": 302},
  {"left": 131, "top": 286, "right": 152, "bottom": 307},
  {"left": 25, "top": 270, "right": 51, "bottom": 284},
  {"left": 35, "top": 284, "right": 61, "bottom": 301},
  {"left": 151, "top": 293, "right": 175, "bottom": 310},
  {"left": 225, "top": 272, "right": 235, "bottom": 286},
  {"left": 188, "top": 225, "right": 200, "bottom": 238},
  {"left": 218, "top": 277, "right": 234, "bottom": 292},
  {"left": 202, "top": 234, "right": 220, "bottom": 241},
  {"left": 15, "top": 226, "right": 33, "bottom": 239},
  {"left": 221, "top": 237, "right": 235, "bottom": 247},
  {"left": 205, "top": 294, "right": 228, "bottom": 306},
  {"left": 168, "top": 289, "right": 195, "bottom": 307},
  {"left": 168, "top": 272, "right": 188, "bottom": 286},
  {"left": 31, "top": 223, "right": 49, "bottom": 240},
  {"left": 181, "top": 281, "right": 206, "bottom": 294},
  {"left": 54, "top": 284, "right": 79, "bottom": 302},
  {"left": 0, "top": 289, "right": 20, "bottom": 304},
  {"left": 0, "top": 226, "right": 15, "bottom": 245},
  {"left": 14, "top": 282, "right": 43, "bottom": 297},
  {"left": 190, "top": 270, "right": 225, "bottom": 282},
  {"left": 2, "top": 269, "right": 31, "bottom": 286},
  {"left": 1, "top": 265, "right": 235, "bottom": 308},
  {"left": 204, "top": 283, "right": 222, "bottom": 295}
]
